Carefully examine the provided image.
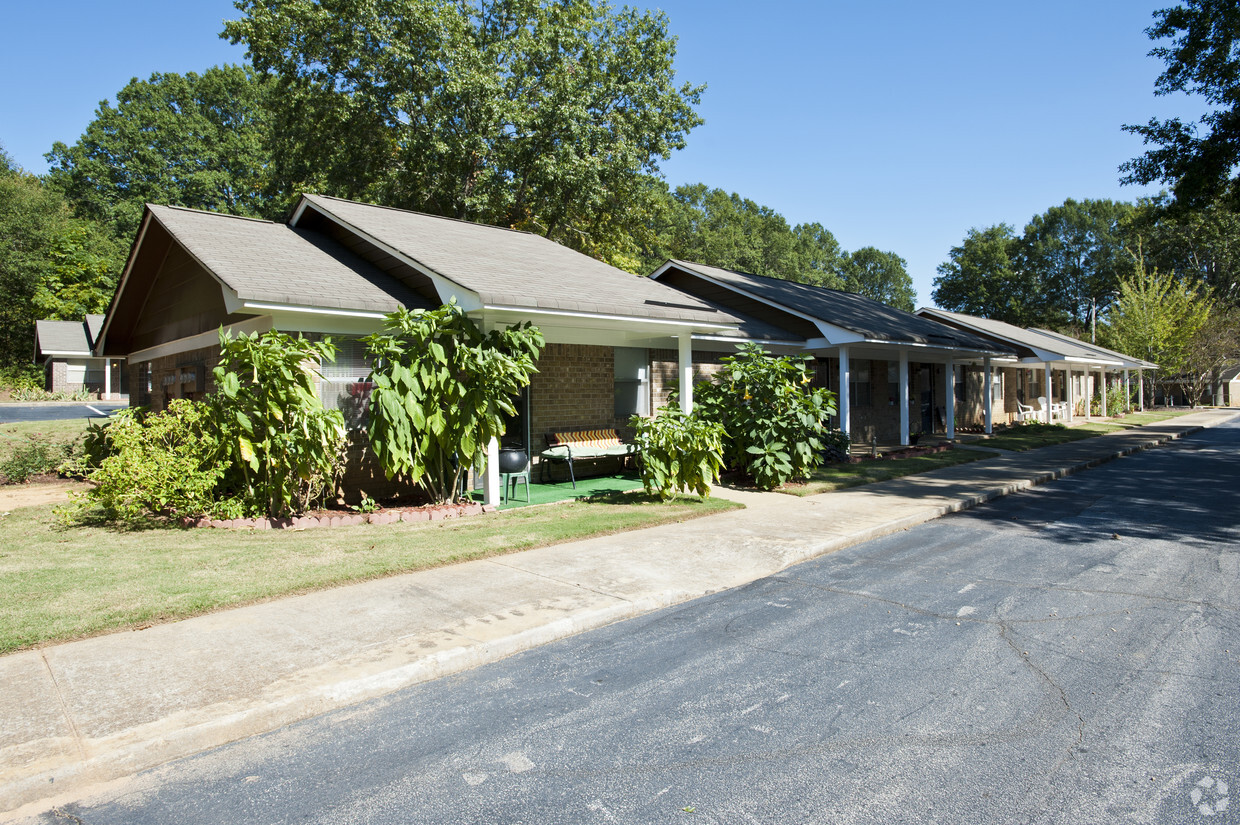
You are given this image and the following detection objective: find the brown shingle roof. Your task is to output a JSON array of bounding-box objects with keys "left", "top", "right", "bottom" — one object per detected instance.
[
  {"left": 149, "top": 205, "right": 431, "bottom": 314},
  {"left": 299, "top": 195, "right": 740, "bottom": 327}
]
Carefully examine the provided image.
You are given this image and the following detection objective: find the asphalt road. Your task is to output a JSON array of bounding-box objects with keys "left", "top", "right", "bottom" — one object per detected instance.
[
  {"left": 0, "top": 403, "right": 127, "bottom": 424},
  {"left": 38, "top": 421, "right": 1240, "bottom": 825}
]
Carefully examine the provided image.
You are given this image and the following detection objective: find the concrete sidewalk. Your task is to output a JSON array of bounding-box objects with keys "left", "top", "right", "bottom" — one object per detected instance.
[{"left": 2, "top": 409, "right": 1236, "bottom": 816}]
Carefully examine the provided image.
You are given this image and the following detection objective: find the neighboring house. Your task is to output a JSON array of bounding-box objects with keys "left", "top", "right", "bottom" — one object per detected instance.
[
  {"left": 1223, "top": 365, "right": 1240, "bottom": 407},
  {"left": 95, "top": 194, "right": 791, "bottom": 503},
  {"left": 916, "top": 309, "right": 1156, "bottom": 422},
  {"left": 649, "top": 261, "right": 1017, "bottom": 444},
  {"left": 33, "top": 315, "right": 126, "bottom": 398}
]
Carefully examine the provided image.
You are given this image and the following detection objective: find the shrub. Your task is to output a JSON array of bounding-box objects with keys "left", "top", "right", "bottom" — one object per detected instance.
[
  {"left": 0, "top": 364, "right": 43, "bottom": 393},
  {"left": 629, "top": 405, "right": 725, "bottom": 501},
  {"left": 69, "top": 401, "right": 226, "bottom": 523},
  {"left": 9, "top": 387, "right": 94, "bottom": 401},
  {"left": 211, "top": 329, "right": 348, "bottom": 517},
  {"left": 364, "top": 304, "right": 543, "bottom": 504},
  {"left": 820, "top": 428, "right": 852, "bottom": 463},
  {"left": 0, "top": 437, "right": 77, "bottom": 483},
  {"left": 693, "top": 343, "right": 837, "bottom": 489},
  {"left": 1091, "top": 384, "right": 1132, "bottom": 416}
]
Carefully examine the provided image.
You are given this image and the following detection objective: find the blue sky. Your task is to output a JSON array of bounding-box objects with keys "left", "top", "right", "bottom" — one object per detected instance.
[{"left": 0, "top": 0, "right": 1197, "bottom": 306}]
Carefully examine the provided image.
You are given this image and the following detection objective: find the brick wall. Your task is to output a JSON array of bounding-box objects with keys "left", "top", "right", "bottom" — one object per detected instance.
[
  {"left": 47, "top": 361, "right": 68, "bottom": 393},
  {"left": 133, "top": 344, "right": 222, "bottom": 411},
  {"left": 649, "top": 349, "right": 729, "bottom": 410},
  {"left": 529, "top": 343, "right": 616, "bottom": 439}
]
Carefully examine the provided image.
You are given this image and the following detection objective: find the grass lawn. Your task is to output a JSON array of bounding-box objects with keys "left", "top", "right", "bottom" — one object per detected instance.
[
  {"left": 0, "top": 492, "right": 740, "bottom": 654},
  {"left": 975, "top": 408, "right": 1199, "bottom": 452},
  {"left": 0, "top": 418, "right": 93, "bottom": 462},
  {"left": 780, "top": 447, "right": 1001, "bottom": 497}
]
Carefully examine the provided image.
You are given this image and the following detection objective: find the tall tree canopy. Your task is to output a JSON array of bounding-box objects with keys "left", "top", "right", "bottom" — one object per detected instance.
[
  {"left": 646, "top": 184, "right": 837, "bottom": 282},
  {"left": 1018, "top": 198, "right": 1136, "bottom": 334},
  {"left": 839, "top": 247, "right": 915, "bottom": 312},
  {"left": 933, "top": 224, "right": 1040, "bottom": 325},
  {"left": 1134, "top": 194, "right": 1240, "bottom": 305},
  {"left": 1121, "top": 0, "right": 1240, "bottom": 209},
  {"left": 223, "top": 0, "right": 703, "bottom": 265},
  {"left": 934, "top": 200, "right": 1136, "bottom": 332},
  {"left": 0, "top": 150, "right": 124, "bottom": 366},
  {"left": 46, "top": 65, "right": 276, "bottom": 244},
  {"left": 644, "top": 183, "right": 912, "bottom": 308}
]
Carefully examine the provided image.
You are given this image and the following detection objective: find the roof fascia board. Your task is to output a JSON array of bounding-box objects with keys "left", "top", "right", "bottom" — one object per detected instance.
[
  {"left": 691, "top": 334, "right": 805, "bottom": 347},
  {"left": 127, "top": 317, "right": 274, "bottom": 363},
  {"left": 482, "top": 303, "right": 739, "bottom": 333},
  {"left": 238, "top": 301, "right": 390, "bottom": 320},
  {"left": 292, "top": 197, "right": 483, "bottom": 312}
]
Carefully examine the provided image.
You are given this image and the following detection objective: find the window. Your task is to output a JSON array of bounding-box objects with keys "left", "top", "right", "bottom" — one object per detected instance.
[
  {"left": 614, "top": 347, "right": 649, "bottom": 420},
  {"left": 318, "top": 337, "right": 374, "bottom": 430},
  {"left": 849, "top": 361, "right": 872, "bottom": 407},
  {"left": 887, "top": 361, "right": 900, "bottom": 406}
]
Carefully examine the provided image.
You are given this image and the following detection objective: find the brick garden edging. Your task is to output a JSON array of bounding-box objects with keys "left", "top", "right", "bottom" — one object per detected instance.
[{"left": 182, "top": 501, "right": 497, "bottom": 530}]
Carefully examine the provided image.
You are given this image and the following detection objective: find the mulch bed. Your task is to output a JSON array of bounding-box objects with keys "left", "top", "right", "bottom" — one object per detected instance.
[{"left": 181, "top": 500, "right": 497, "bottom": 530}]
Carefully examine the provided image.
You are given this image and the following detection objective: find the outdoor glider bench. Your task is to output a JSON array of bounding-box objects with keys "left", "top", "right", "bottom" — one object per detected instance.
[{"left": 540, "top": 429, "right": 638, "bottom": 487}]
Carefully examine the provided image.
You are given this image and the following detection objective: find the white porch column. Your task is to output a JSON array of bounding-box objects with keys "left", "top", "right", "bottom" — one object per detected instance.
[
  {"left": 483, "top": 436, "right": 501, "bottom": 506},
  {"left": 1139, "top": 369, "right": 1145, "bottom": 410},
  {"left": 1124, "top": 369, "right": 1131, "bottom": 413},
  {"left": 899, "top": 350, "right": 910, "bottom": 446},
  {"left": 678, "top": 333, "right": 693, "bottom": 415},
  {"left": 983, "top": 357, "right": 993, "bottom": 434},
  {"left": 838, "top": 345, "right": 851, "bottom": 438},
  {"left": 1065, "top": 367, "right": 1074, "bottom": 424},
  {"left": 945, "top": 358, "right": 955, "bottom": 439},
  {"left": 103, "top": 358, "right": 112, "bottom": 400},
  {"left": 1044, "top": 363, "right": 1053, "bottom": 424},
  {"left": 1100, "top": 370, "right": 1107, "bottom": 417}
]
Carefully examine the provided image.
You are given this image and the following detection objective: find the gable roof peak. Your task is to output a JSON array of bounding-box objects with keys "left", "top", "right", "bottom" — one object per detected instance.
[{"left": 298, "top": 193, "right": 540, "bottom": 239}]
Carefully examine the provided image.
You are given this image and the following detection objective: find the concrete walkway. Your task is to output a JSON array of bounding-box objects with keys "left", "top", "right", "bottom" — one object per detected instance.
[{"left": 2, "top": 409, "right": 1236, "bottom": 817}]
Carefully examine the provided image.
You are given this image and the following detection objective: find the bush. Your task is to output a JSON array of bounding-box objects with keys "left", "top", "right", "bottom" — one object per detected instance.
[
  {"left": 629, "top": 405, "right": 725, "bottom": 501},
  {"left": 0, "top": 364, "right": 43, "bottom": 393},
  {"left": 9, "top": 387, "right": 94, "bottom": 401},
  {"left": 693, "top": 343, "right": 837, "bottom": 489},
  {"left": 211, "top": 329, "right": 348, "bottom": 517},
  {"left": 820, "top": 428, "right": 851, "bottom": 463},
  {"left": 1091, "top": 384, "right": 1132, "bottom": 416},
  {"left": 364, "top": 304, "right": 543, "bottom": 504},
  {"left": 67, "top": 401, "right": 226, "bottom": 524},
  {"left": 0, "top": 437, "right": 77, "bottom": 483}
]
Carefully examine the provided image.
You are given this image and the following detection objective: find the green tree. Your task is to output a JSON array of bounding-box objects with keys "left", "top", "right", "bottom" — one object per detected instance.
[
  {"left": 46, "top": 65, "right": 277, "bottom": 243},
  {"left": 0, "top": 150, "right": 123, "bottom": 367},
  {"left": 1136, "top": 194, "right": 1240, "bottom": 305},
  {"left": 1121, "top": 1, "right": 1240, "bottom": 208},
  {"left": 933, "top": 224, "right": 1041, "bottom": 324},
  {"left": 1100, "top": 252, "right": 1213, "bottom": 402},
  {"left": 1017, "top": 198, "right": 1137, "bottom": 336},
  {"left": 363, "top": 304, "right": 543, "bottom": 505},
  {"left": 840, "top": 246, "right": 915, "bottom": 311},
  {"left": 643, "top": 183, "right": 846, "bottom": 285},
  {"left": 224, "top": 0, "right": 702, "bottom": 259},
  {"left": 1181, "top": 306, "right": 1240, "bottom": 405},
  {"left": 791, "top": 222, "right": 846, "bottom": 288}
]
